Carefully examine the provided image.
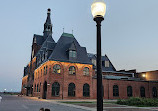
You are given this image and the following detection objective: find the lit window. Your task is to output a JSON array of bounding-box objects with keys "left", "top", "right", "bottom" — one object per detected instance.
[
  {"left": 105, "top": 61, "right": 109, "bottom": 67},
  {"left": 69, "top": 50, "right": 77, "bottom": 58},
  {"left": 69, "top": 66, "right": 76, "bottom": 75},
  {"left": 53, "top": 64, "right": 61, "bottom": 74},
  {"left": 83, "top": 67, "right": 89, "bottom": 76}
]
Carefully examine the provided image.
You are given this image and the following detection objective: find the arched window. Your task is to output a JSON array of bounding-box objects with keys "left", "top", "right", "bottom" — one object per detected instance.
[
  {"left": 39, "top": 83, "right": 41, "bottom": 92},
  {"left": 46, "top": 66, "right": 48, "bottom": 74},
  {"left": 37, "top": 84, "right": 39, "bottom": 92},
  {"left": 69, "top": 66, "right": 76, "bottom": 75},
  {"left": 53, "top": 64, "right": 61, "bottom": 74},
  {"left": 41, "top": 69, "right": 42, "bottom": 76},
  {"left": 83, "top": 67, "right": 89, "bottom": 75},
  {"left": 49, "top": 67, "right": 51, "bottom": 73},
  {"left": 113, "top": 85, "right": 119, "bottom": 97},
  {"left": 127, "top": 86, "right": 133, "bottom": 97},
  {"left": 52, "top": 82, "right": 60, "bottom": 96},
  {"left": 35, "top": 84, "right": 36, "bottom": 92},
  {"left": 140, "top": 86, "right": 145, "bottom": 97},
  {"left": 83, "top": 83, "right": 90, "bottom": 97},
  {"left": 44, "top": 67, "right": 45, "bottom": 75},
  {"left": 152, "top": 87, "right": 157, "bottom": 98},
  {"left": 68, "top": 83, "right": 76, "bottom": 97}
]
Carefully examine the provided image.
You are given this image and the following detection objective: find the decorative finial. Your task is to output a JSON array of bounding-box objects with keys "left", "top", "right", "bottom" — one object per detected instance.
[
  {"left": 63, "top": 28, "right": 64, "bottom": 33},
  {"left": 47, "top": 8, "right": 51, "bottom": 14}
]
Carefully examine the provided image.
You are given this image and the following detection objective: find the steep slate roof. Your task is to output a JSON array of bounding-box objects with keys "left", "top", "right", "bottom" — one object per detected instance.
[
  {"left": 48, "top": 33, "right": 91, "bottom": 64},
  {"left": 102, "top": 54, "right": 116, "bottom": 71},
  {"left": 87, "top": 53, "right": 116, "bottom": 72},
  {"left": 36, "top": 35, "right": 56, "bottom": 56},
  {"left": 33, "top": 34, "right": 44, "bottom": 46}
]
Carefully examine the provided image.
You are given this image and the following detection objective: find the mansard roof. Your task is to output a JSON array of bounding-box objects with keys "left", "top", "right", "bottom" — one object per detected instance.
[{"left": 48, "top": 33, "right": 91, "bottom": 64}]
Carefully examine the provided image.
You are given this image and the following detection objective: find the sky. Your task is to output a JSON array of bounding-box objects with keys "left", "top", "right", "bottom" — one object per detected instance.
[{"left": 0, "top": 0, "right": 158, "bottom": 92}]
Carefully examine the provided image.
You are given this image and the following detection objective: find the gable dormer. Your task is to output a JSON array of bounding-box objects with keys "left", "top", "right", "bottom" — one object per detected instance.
[{"left": 68, "top": 42, "right": 77, "bottom": 60}]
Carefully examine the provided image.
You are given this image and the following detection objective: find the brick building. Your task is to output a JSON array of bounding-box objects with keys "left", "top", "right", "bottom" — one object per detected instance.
[{"left": 21, "top": 9, "right": 158, "bottom": 99}]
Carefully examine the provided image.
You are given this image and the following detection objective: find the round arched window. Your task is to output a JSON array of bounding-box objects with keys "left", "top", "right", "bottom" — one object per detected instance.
[
  {"left": 69, "top": 66, "right": 76, "bottom": 75},
  {"left": 83, "top": 67, "right": 89, "bottom": 75},
  {"left": 53, "top": 64, "right": 61, "bottom": 74}
]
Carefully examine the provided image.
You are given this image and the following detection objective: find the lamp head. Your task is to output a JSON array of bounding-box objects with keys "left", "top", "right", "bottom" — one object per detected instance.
[{"left": 91, "top": 0, "right": 106, "bottom": 18}]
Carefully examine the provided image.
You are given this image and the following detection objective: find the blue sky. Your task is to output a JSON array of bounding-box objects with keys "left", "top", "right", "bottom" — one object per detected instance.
[{"left": 0, "top": 0, "right": 158, "bottom": 92}]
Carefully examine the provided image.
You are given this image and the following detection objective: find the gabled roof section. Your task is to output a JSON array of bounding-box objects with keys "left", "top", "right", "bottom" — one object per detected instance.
[
  {"left": 48, "top": 33, "right": 91, "bottom": 64},
  {"left": 69, "top": 41, "right": 76, "bottom": 50},
  {"left": 33, "top": 34, "right": 44, "bottom": 46},
  {"left": 36, "top": 35, "right": 56, "bottom": 56},
  {"left": 87, "top": 53, "right": 116, "bottom": 71}
]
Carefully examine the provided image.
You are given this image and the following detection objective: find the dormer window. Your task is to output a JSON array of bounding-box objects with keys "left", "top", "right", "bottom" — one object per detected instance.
[
  {"left": 105, "top": 61, "right": 109, "bottom": 67},
  {"left": 92, "top": 59, "right": 96, "bottom": 66},
  {"left": 69, "top": 50, "right": 77, "bottom": 58}
]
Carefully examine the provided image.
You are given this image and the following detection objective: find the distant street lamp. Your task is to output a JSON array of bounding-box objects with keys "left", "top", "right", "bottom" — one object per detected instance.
[{"left": 91, "top": 0, "right": 106, "bottom": 111}]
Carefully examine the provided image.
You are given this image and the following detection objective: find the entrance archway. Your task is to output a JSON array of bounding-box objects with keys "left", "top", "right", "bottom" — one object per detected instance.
[{"left": 42, "top": 81, "right": 47, "bottom": 99}]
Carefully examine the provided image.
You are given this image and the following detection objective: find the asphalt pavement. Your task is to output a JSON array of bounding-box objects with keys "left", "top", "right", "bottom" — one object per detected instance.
[{"left": 0, "top": 94, "right": 93, "bottom": 111}]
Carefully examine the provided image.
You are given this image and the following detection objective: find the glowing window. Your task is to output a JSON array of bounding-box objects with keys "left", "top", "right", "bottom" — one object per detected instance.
[{"left": 53, "top": 64, "right": 61, "bottom": 74}]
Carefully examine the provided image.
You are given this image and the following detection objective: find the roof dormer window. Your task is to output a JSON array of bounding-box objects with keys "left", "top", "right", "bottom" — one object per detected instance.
[
  {"left": 69, "top": 50, "right": 77, "bottom": 58},
  {"left": 105, "top": 61, "right": 109, "bottom": 67}
]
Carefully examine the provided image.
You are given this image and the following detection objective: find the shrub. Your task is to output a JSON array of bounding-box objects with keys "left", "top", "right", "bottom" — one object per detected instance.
[{"left": 117, "top": 97, "right": 158, "bottom": 107}]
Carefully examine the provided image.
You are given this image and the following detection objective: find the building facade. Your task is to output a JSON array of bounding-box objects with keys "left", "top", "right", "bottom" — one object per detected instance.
[{"left": 21, "top": 9, "right": 158, "bottom": 99}]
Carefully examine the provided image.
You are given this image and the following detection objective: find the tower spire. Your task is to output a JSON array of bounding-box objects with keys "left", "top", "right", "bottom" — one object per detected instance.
[{"left": 43, "top": 8, "right": 52, "bottom": 39}]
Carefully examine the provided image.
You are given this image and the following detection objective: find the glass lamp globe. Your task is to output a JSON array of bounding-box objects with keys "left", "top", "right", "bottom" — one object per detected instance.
[{"left": 91, "top": 0, "right": 106, "bottom": 18}]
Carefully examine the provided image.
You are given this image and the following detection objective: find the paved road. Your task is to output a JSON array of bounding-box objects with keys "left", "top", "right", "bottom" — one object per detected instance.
[{"left": 0, "top": 94, "right": 92, "bottom": 111}]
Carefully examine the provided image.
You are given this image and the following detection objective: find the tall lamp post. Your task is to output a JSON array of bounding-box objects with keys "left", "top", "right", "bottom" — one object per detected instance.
[{"left": 91, "top": 0, "right": 106, "bottom": 111}]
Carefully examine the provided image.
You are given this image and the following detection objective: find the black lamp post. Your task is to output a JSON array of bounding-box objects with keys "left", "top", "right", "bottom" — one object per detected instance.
[{"left": 91, "top": 0, "right": 106, "bottom": 111}]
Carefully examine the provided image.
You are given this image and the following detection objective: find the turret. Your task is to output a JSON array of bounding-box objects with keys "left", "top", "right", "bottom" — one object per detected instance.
[{"left": 43, "top": 8, "right": 52, "bottom": 39}]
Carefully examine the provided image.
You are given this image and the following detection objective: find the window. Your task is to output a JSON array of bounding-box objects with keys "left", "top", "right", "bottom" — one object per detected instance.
[
  {"left": 52, "top": 82, "right": 60, "bottom": 96},
  {"left": 140, "top": 86, "right": 145, "bottom": 97},
  {"left": 37, "top": 84, "right": 38, "bottom": 92},
  {"left": 127, "top": 86, "right": 133, "bottom": 97},
  {"left": 113, "top": 85, "right": 119, "bottom": 97},
  {"left": 105, "top": 61, "right": 109, "bottom": 67},
  {"left": 41, "top": 69, "right": 42, "bottom": 76},
  {"left": 49, "top": 67, "right": 51, "bottom": 73},
  {"left": 69, "top": 50, "right": 77, "bottom": 58},
  {"left": 83, "top": 67, "right": 89, "bottom": 75},
  {"left": 69, "top": 66, "right": 76, "bottom": 75},
  {"left": 53, "top": 64, "right": 61, "bottom": 74},
  {"left": 44, "top": 67, "right": 45, "bottom": 75},
  {"left": 83, "top": 84, "right": 90, "bottom": 97},
  {"left": 35, "top": 84, "right": 36, "bottom": 92},
  {"left": 92, "top": 59, "right": 96, "bottom": 66},
  {"left": 152, "top": 87, "right": 157, "bottom": 98},
  {"left": 46, "top": 66, "right": 48, "bottom": 74},
  {"left": 68, "top": 83, "right": 76, "bottom": 97},
  {"left": 39, "top": 83, "right": 41, "bottom": 92}
]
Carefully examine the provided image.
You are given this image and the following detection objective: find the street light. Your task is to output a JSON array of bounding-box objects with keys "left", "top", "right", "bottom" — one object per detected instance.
[{"left": 91, "top": 0, "right": 106, "bottom": 111}]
